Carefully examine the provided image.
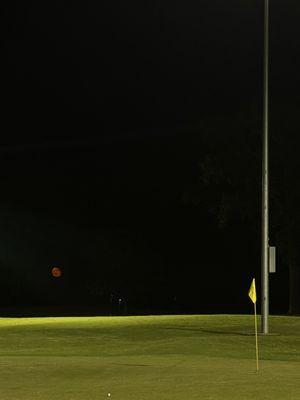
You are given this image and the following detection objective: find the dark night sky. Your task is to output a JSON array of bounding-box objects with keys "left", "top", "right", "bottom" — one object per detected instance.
[
  {"left": 1, "top": 1, "right": 300, "bottom": 314},
  {"left": 3, "top": 1, "right": 300, "bottom": 137}
]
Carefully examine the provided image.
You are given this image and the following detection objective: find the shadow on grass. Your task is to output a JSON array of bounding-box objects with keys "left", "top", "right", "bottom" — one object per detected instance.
[
  {"left": 161, "top": 326, "right": 254, "bottom": 336},
  {"left": 111, "top": 363, "right": 150, "bottom": 367}
]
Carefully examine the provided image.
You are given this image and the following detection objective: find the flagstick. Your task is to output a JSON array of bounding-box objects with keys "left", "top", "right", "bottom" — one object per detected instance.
[{"left": 254, "top": 302, "right": 259, "bottom": 371}]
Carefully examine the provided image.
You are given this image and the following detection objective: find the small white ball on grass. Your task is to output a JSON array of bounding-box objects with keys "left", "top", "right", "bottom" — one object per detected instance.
[{"left": 108, "top": 394, "right": 111, "bottom": 397}]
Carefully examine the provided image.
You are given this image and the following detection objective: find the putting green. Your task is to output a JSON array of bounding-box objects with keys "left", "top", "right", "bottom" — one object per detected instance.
[{"left": 0, "top": 315, "right": 299, "bottom": 399}]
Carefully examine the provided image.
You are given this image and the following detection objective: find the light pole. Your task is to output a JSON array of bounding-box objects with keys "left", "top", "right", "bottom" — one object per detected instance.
[{"left": 261, "top": 0, "right": 269, "bottom": 334}]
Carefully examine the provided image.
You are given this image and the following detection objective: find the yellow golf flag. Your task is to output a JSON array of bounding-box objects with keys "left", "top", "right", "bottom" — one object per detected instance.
[
  {"left": 248, "top": 278, "right": 257, "bottom": 304},
  {"left": 248, "top": 278, "right": 259, "bottom": 371}
]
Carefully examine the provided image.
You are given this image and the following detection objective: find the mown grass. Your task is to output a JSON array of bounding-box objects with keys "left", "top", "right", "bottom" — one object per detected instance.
[{"left": 0, "top": 315, "right": 299, "bottom": 399}]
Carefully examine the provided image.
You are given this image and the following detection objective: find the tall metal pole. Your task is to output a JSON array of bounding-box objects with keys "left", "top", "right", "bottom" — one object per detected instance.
[{"left": 261, "top": 0, "right": 269, "bottom": 334}]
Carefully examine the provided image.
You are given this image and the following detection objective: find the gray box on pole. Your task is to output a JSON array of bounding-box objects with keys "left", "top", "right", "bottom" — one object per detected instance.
[{"left": 269, "top": 246, "right": 276, "bottom": 273}]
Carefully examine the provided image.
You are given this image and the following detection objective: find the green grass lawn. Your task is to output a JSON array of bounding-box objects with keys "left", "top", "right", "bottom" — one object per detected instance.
[{"left": 0, "top": 314, "right": 299, "bottom": 400}]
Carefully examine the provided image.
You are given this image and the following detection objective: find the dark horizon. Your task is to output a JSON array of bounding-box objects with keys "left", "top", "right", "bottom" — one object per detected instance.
[{"left": 1, "top": 1, "right": 300, "bottom": 315}]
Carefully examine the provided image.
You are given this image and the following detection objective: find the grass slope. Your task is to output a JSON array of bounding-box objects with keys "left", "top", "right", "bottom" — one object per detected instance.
[{"left": 0, "top": 315, "right": 299, "bottom": 400}]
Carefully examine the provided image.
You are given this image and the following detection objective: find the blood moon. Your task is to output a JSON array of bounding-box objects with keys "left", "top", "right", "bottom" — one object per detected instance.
[{"left": 51, "top": 267, "right": 62, "bottom": 278}]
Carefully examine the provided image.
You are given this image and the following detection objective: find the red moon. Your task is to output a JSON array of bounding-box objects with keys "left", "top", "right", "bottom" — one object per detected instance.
[{"left": 51, "top": 267, "right": 62, "bottom": 278}]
